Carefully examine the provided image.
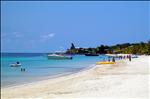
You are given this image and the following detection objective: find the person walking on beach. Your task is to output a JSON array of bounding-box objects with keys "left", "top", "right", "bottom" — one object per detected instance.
[
  {"left": 119, "top": 56, "right": 121, "bottom": 60},
  {"left": 112, "top": 57, "right": 115, "bottom": 62},
  {"left": 120, "top": 56, "right": 123, "bottom": 60},
  {"left": 129, "top": 55, "right": 131, "bottom": 61},
  {"left": 127, "top": 55, "right": 129, "bottom": 59}
]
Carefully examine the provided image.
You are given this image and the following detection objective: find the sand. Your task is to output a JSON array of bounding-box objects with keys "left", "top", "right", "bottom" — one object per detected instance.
[{"left": 1, "top": 56, "right": 149, "bottom": 99}]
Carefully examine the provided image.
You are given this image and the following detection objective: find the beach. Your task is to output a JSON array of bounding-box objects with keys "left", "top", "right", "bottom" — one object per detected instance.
[{"left": 1, "top": 56, "right": 149, "bottom": 99}]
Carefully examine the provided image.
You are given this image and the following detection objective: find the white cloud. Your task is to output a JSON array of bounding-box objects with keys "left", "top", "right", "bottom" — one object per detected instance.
[
  {"left": 42, "top": 33, "right": 55, "bottom": 40},
  {"left": 12, "top": 32, "right": 22, "bottom": 38},
  {"left": 1, "top": 32, "right": 22, "bottom": 42},
  {"left": 47, "top": 33, "right": 55, "bottom": 37}
]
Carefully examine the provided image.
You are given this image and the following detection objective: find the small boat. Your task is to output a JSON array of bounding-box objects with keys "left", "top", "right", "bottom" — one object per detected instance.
[
  {"left": 47, "top": 54, "right": 72, "bottom": 60},
  {"left": 10, "top": 63, "right": 21, "bottom": 67},
  {"left": 106, "top": 54, "right": 118, "bottom": 58},
  {"left": 132, "top": 55, "right": 138, "bottom": 58},
  {"left": 85, "top": 53, "right": 99, "bottom": 56},
  {"left": 96, "top": 61, "right": 116, "bottom": 65},
  {"left": 10, "top": 62, "right": 21, "bottom": 67}
]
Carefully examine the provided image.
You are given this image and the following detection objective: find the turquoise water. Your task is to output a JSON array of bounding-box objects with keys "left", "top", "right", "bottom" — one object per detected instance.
[{"left": 1, "top": 53, "right": 109, "bottom": 87}]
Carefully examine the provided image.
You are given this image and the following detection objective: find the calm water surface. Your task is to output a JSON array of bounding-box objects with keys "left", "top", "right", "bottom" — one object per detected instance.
[{"left": 1, "top": 53, "right": 109, "bottom": 87}]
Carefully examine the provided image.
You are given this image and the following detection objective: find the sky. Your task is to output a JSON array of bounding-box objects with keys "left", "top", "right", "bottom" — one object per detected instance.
[{"left": 1, "top": 1, "right": 150, "bottom": 53}]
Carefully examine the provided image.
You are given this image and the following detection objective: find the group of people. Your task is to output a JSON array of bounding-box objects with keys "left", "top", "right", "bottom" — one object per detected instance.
[
  {"left": 21, "top": 68, "right": 26, "bottom": 71},
  {"left": 107, "top": 57, "right": 116, "bottom": 62},
  {"left": 118, "top": 55, "right": 132, "bottom": 61},
  {"left": 107, "top": 55, "right": 132, "bottom": 62}
]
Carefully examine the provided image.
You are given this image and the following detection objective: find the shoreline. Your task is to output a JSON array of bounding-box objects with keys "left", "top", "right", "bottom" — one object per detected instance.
[
  {"left": 2, "top": 56, "right": 149, "bottom": 98},
  {"left": 2, "top": 63, "right": 96, "bottom": 89},
  {"left": 1, "top": 54, "right": 102, "bottom": 89}
]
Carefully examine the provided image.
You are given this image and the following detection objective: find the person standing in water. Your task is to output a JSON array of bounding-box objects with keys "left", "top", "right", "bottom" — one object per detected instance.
[
  {"left": 103, "top": 58, "right": 106, "bottom": 62},
  {"left": 21, "top": 68, "right": 26, "bottom": 71},
  {"left": 108, "top": 58, "right": 110, "bottom": 62}
]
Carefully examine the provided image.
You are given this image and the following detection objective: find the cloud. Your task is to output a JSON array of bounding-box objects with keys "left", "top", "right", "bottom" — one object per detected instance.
[
  {"left": 12, "top": 32, "right": 21, "bottom": 38},
  {"left": 41, "top": 33, "right": 55, "bottom": 40},
  {"left": 1, "top": 32, "right": 22, "bottom": 41}
]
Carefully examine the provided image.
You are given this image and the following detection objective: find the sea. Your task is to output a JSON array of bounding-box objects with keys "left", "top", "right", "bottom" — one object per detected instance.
[{"left": 1, "top": 53, "right": 109, "bottom": 88}]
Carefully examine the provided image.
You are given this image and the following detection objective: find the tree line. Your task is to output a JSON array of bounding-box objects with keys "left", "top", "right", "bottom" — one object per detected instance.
[{"left": 66, "top": 40, "right": 150, "bottom": 55}]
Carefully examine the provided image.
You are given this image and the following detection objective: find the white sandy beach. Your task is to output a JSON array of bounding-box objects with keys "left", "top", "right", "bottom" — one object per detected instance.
[{"left": 1, "top": 56, "right": 149, "bottom": 99}]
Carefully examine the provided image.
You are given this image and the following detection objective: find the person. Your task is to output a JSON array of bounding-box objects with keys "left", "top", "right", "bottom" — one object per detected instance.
[
  {"left": 103, "top": 58, "right": 106, "bottom": 62},
  {"left": 127, "top": 55, "right": 129, "bottom": 58},
  {"left": 123, "top": 56, "right": 126, "bottom": 59},
  {"left": 21, "top": 68, "right": 25, "bottom": 71},
  {"left": 108, "top": 58, "right": 110, "bottom": 62},
  {"left": 112, "top": 57, "right": 115, "bottom": 62},
  {"left": 16, "top": 62, "right": 20, "bottom": 64},
  {"left": 119, "top": 56, "right": 122, "bottom": 60},
  {"left": 129, "top": 55, "right": 131, "bottom": 61}
]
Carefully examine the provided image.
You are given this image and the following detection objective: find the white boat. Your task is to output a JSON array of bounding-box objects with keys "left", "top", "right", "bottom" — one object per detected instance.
[
  {"left": 10, "top": 63, "right": 21, "bottom": 67},
  {"left": 10, "top": 62, "right": 21, "bottom": 67},
  {"left": 106, "top": 54, "right": 118, "bottom": 58},
  {"left": 132, "top": 55, "right": 138, "bottom": 58},
  {"left": 47, "top": 54, "right": 72, "bottom": 60}
]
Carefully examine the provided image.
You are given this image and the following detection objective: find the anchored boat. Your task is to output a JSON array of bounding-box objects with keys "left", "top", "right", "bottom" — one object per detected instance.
[
  {"left": 47, "top": 54, "right": 72, "bottom": 60},
  {"left": 10, "top": 62, "right": 21, "bottom": 67},
  {"left": 85, "top": 53, "right": 99, "bottom": 56}
]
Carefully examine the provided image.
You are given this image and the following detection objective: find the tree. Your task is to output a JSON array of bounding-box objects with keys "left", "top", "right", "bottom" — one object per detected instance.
[
  {"left": 97, "top": 45, "right": 107, "bottom": 54},
  {"left": 70, "top": 43, "right": 75, "bottom": 50}
]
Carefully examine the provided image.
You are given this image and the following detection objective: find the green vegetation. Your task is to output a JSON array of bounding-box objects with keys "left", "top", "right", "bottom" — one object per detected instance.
[{"left": 66, "top": 40, "right": 150, "bottom": 55}]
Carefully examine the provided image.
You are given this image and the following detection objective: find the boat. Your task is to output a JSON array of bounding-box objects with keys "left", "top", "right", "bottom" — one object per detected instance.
[
  {"left": 85, "top": 53, "right": 99, "bottom": 56},
  {"left": 47, "top": 54, "right": 73, "bottom": 60},
  {"left": 96, "top": 61, "right": 116, "bottom": 65},
  {"left": 132, "top": 55, "right": 138, "bottom": 58},
  {"left": 106, "top": 54, "right": 118, "bottom": 58},
  {"left": 10, "top": 63, "right": 21, "bottom": 67}
]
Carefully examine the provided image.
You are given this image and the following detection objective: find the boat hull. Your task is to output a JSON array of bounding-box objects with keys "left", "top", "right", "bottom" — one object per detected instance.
[
  {"left": 85, "top": 54, "right": 99, "bottom": 56},
  {"left": 47, "top": 56, "right": 72, "bottom": 60},
  {"left": 10, "top": 64, "right": 21, "bottom": 67}
]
